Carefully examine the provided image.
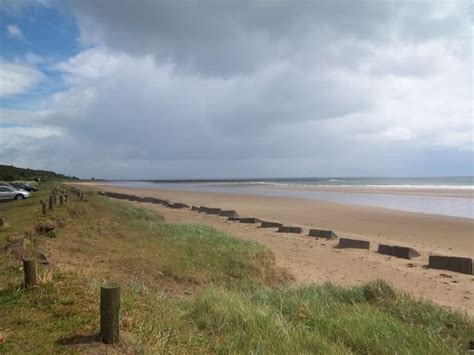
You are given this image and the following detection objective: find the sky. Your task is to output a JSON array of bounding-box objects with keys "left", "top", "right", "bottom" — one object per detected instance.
[{"left": 0, "top": 0, "right": 472, "bottom": 179}]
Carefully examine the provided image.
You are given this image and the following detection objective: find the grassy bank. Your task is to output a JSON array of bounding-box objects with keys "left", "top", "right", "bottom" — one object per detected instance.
[{"left": 0, "top": 184, "right": 472, "bottom": 353}]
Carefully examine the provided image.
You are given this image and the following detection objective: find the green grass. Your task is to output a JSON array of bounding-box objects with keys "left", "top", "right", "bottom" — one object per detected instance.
[
  {"left": 108, "top": 200, "right": 288, "bottom": 286},
  {"left": 183, "top": 282, "right": 473, "bottom": 354},
  {"left": 0, "top": 184, "right": 472, "bottom": 353},
  {"left": 0, "top": 181, "right": 84, "bottom": 290},
  {"left": 0, "top": 272, "right": 98, "bottom": 353},
  {"left": 0, "top": 181, "right": 73, "bottom": 241}
]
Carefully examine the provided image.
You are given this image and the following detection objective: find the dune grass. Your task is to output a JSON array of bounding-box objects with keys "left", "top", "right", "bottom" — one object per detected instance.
[
  {"left": 108, "top": 200, "right": 289, "bottom": 287},
  {"left": 184, "top": 282, "right": 473, "bottom": 354},
  {"left": 0, "top": 184, "right": 472, "bottom": 353}
]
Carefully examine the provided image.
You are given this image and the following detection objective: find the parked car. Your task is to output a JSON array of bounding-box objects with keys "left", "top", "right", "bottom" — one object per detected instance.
[
  {"left": 9, "top": 182, "right": 38, "bottom": 192},
  {"left": 0, "top": 185, "right": 31, "bottom": 200}
]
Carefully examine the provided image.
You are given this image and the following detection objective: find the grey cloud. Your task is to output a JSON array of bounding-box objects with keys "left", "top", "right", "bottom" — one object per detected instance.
[
  {"left": 42, "top": 48, "right": 372, "bottom": 164},
  {"left": 71, "top": 0, "right": 469, "bottom": 77}
]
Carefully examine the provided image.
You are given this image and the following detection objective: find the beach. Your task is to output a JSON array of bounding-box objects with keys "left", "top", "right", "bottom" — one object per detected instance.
[
  {"left": 79, "top": 182, "right": 474, "bottom": 314},
  {"left": 104, "top": 179, "right": 474, "bottom": 218}
]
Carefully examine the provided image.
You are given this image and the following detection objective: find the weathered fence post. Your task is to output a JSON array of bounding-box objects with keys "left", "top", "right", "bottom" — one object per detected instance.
[
  {"left": 64, "top": 194, "right": 68, "bottom": 203},
  {"left": 53, "top": 194, "right": 57, "bottom": 205},
  {"left": 41, "top": 201, "right": 47, "bottom": 215},
  {"left": 23, "top": 257, "right": 37, "bottom": 288},
  {"left": 80, "top": 192, "right": 84, "bottom": 201},
  {"left": 49, "top": 195, "right": 54, "bottom": 210},
  {"left": 0, "top": 217, "right": 5, "bottom": 226},
  {"left": 59, "top": 195, "right": 64, "bottom": 205},
  {"left": 100, "top": 284, "right": 120, "bottom": 344}
]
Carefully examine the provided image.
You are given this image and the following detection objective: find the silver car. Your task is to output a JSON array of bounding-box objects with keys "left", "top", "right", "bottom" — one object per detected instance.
[{"left": 0, "top": 185, "right": 31, "bottom": 200}]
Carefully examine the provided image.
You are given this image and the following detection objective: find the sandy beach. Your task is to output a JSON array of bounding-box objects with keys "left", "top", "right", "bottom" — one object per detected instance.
[{"left": 78, "top": 182, "right": 474, "bottom": 315}]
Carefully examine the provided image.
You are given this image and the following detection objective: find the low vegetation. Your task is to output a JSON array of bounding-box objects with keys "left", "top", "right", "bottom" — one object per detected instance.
[
  {"left": 0, "top": 183, "right": 472, "bottom": 353},
  {"left": 0, "top": 164, "right": 78, "bottom": 182}
]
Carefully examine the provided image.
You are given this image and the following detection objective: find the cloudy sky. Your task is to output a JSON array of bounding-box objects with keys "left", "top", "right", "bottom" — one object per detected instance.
[{"left": 0, "top": 0, "right": 472, "bottom": 179}]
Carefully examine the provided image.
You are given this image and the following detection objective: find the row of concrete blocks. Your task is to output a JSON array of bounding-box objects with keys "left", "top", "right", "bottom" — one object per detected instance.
[
  {"left": 223, "top": 217, "right": 433, "bottom": 265},
  {"left": 228, "top": 217, "right": 338, "bottom": 239},
  {"left": 99, "top": 191, "right": 473, "bottom": 275},
  {"left": 336, "top": 238, "right": 473, "bottom": 275},
  {"left": 100, "top": 192, "right": 191, "bottom": 209},
  {"left": 225, "top": 214, "right": 473, "bottom": 275},
  {"left": 194, "top": 206, "right": 239, "bottom": 217},
  {"left": 336, "top": 239, "right": 420, "bottom": 260},
  {"left": 221, "top": 220, "right": 420, "bottom": 262}
]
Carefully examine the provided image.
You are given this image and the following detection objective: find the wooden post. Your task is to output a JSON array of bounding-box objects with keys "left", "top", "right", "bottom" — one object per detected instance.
[
  {"left": 100, "top": 284, "right": 120, "bottom": 344},
  {"left": 0, "top": 217, "right": 4, "bottom": 226},
  {"left": 23, "top": 257, "right": 37, "bottom": 288},
  {"left": 49, "top": 195, "right": 54, "bottom": 210},
  {"left": 53, "top": 194, "right": 57, "bottom": 205},
  {"left": 59, "top": 195, "right": 64, "bottom": 205},
  {"left": 41, "top": 201, "right": 47, "bottom": 215},
  {"left": 80, "top": 193, "right": 84, "bottom": 201},
  {"left": 64, "top": 194, "right": 68, "bottom": 203}
]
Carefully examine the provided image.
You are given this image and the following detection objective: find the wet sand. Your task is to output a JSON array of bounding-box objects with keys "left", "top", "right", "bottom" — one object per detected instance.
[
  {"left": 78, "top": 182, "right": 474, "bottom": 315},
  {"left": 262, "top": 184, "right": 473, "bottom": 198}
]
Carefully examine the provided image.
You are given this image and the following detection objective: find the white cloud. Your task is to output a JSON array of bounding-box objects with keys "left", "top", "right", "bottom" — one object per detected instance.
[
  {"left": 54, "top": 47, "right": 123, "bottom": 81},
  {"left": 6, "top": 24, "right": 24, "bottom": 40},
  {"left": 0, "top": 61, "right": 44, "bottom": 97},
  {"left": 0, "top": 125, "right": 64, "bottom": 170},
  {"left": 0, "top": 107, "right": 50, "bottom": 124}
]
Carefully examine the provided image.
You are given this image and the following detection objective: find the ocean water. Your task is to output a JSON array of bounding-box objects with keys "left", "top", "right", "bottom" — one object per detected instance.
[{"left": 105, "top": 177, "right": 474, "bottom": 219}]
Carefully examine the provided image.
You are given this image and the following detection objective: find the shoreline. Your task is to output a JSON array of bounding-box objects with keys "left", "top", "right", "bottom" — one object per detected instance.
[
  {"left": 253, "top": 184, "right": 474, "bottom": 198},
  {"left": 99, "top": 179, "right": 474, "bottom": 198},
  {"left": 100, "top": 180, "right": 474, "bottom": 219}
]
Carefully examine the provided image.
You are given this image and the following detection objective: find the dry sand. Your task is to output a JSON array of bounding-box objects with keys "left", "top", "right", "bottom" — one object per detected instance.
[{"left": 78, "top": 182, "right": 474, "bottom": 315}]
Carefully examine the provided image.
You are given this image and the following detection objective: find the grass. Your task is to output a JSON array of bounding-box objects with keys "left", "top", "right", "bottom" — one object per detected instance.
[
  {"left": 108, "top": 200, "right": 288, "bottom": 287},
  {"left": 184, "top": 282, "right": 473, "bottom": 354},
  {"left": 0, "top": 183, "right": 472, "bottom": 353}
]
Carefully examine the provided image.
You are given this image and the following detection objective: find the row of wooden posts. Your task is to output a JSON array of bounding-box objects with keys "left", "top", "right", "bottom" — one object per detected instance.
[
  {"left": 26, "top": 188, "right": 121, "bottom": 344},
  {"left": 40, "top": 191, "right": 68, "bottom": 215},
  {"left": 40, "top": 189, "right": 85, "bottom": 215}
]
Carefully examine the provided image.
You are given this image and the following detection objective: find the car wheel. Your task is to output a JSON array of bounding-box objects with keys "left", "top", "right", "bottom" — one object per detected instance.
[{"left": 15, "top": 194, "right": 24, "bottom": 200}]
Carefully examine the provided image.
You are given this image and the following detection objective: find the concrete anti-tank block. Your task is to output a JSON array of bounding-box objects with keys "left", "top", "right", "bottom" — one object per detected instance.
[
  {"left": 260, "top": 221, "right": 283, "bottom": 228},
  {"left": 429, "top": 255, "right": 473, "bottom": 275},
  {"left": 337, "top": 238, "right": 370, "bottom": 249},
  {"left": 219, "top": 210, "right": 239, "bottom": 217},
  {"left": 308, "top": 229, "right": 337, "bottom": 239},
  {"left": 278, "top": 226, "right": 303, "bottom": 234},
  {"left": 239, "top": 217, "right": 261, "bottom": 224}
]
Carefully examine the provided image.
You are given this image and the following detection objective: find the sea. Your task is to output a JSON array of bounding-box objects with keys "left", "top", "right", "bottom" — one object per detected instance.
[{"left": 104, "top": 177, "right": 473, "bottom": 219}]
